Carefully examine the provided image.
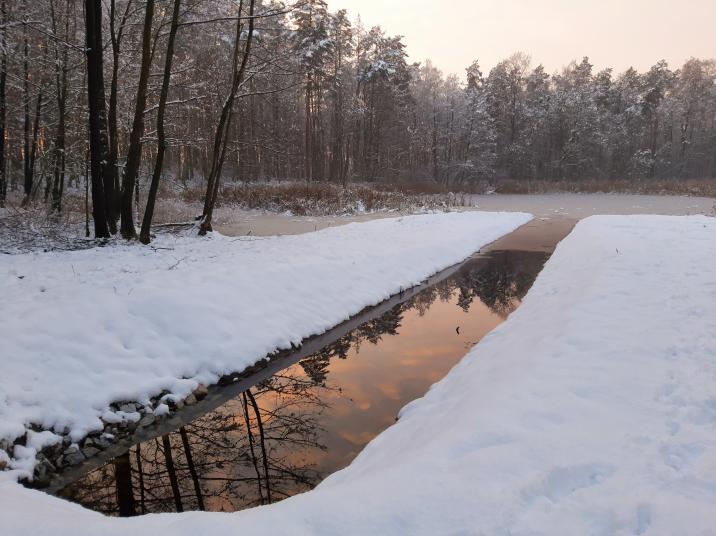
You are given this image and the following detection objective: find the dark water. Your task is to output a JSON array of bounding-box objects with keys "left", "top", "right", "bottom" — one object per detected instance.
[{"left": 54, "top": 218, "right": 574, "bottom": 516}]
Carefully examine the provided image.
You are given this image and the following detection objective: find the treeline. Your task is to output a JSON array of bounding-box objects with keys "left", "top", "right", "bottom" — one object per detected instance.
[{"left": 0, "top": 0, "right": 714, "bottom": 239}]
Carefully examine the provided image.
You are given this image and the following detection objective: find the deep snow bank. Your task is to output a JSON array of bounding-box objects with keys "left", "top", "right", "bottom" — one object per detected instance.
[
  {"left": 3, "top": 214, "right": 715, "bottom": 535},
  {"left": 0, "top": 211, "right": 531, "bottom": 476}
]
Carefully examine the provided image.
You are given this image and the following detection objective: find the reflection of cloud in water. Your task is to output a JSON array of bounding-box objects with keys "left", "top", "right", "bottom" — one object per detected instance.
[
  {"left": 397, "top": 346, "right": 459, "bottom": 360},
  {"left": 376, "top": 382, "right": 402, "bottom": 400},
  {"left": 354, "top": 399, "right": 372, "bottom": 410},
  {"left": 397, "top": 357, "right": 424, "bottom": 366},
  {"left": 338, "top": 430, "right": 377, "bottom": 447}
]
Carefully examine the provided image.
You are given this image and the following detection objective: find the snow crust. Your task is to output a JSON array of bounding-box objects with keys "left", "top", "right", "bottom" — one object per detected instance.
[
  {"left": 0, "top": 211, "right": 530, "bottom": 476},
  {"left": 3, "top": 214, "right": 715, "bottom": 535}
]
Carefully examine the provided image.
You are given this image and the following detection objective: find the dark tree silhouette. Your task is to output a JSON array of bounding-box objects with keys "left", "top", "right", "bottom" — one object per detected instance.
[{"left": 84, "top": 0, "right": 113, "bottom": 237}]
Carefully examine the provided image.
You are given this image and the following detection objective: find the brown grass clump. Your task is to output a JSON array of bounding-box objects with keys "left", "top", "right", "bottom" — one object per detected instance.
[{"left": 179, "top": 181, "right": 473, "bottom": 216}]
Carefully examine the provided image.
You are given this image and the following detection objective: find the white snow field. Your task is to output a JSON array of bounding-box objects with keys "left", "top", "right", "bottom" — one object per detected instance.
[
  {"left": 0, "top": 211, "right": 531, "bottom": 477},
  {"left": 3, "top": 214, "right": 716, "bottom": 535}
]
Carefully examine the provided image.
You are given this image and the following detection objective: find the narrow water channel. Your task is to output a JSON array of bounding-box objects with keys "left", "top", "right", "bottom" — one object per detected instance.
[{"left": 52, "top": 217, "right": 575, "bottom": 516}]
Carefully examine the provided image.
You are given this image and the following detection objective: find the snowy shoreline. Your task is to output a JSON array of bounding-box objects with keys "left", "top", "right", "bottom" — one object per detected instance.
[{"left": 0, "top": 211, "right": 531, "bottom": 482}]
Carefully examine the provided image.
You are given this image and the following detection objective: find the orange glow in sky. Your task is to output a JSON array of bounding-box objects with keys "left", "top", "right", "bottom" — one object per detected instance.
[{"left": 329, "top": 0, "right": 716, "bottom": 76}]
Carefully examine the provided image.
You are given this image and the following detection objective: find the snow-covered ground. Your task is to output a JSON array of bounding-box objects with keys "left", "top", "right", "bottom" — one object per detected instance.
[
  {"left": 0, "top": 211, "right": 531, "bottom": 479},
  {"left": 3, "top": 214, "right": 715, "bottom": 535}
]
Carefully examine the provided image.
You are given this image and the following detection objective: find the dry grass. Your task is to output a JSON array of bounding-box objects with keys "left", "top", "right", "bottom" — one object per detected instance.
[
  {"left": 0, "top": 181, "right": 474, "bottom": 252},
  {"left": 179, "top": 181, "right": 474, "bottom": 216}
]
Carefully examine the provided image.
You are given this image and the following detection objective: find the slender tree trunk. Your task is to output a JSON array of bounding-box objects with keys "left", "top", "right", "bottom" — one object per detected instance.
[
  {"left": 84, "top": 0, "right": 111, "bottom": 238},
  {"left": 51, "top": 105, "right": 66, "bottom": 211},
  {"left": 0, "top": 0, "right": 7, "bottom": 207},
  {"left": 50, "top": 0, "right": 70, "bottom": 213},
  {"left": 649, "top": 115, "right": 658, "bottom": 179},
  {"left": 23, "top": 15, "right": 31, "bottom": 197},
  {"left": 304, "top": 75, "right": 312, "bottom": 181},
  {"left": 178, "top": 427, "right": 205, "bottom": 511},
  {"left": 140, "top": 0, "right": 181, "bottom": 244},
  {"left": 27, "top": 81, "right": 43, "bottom": 199},
  {"left": 161, "top": 435, "right": 184, "bottom": 513},
  {"left": 246, "top": 389, "right": 272, "bottom": 504},
  {"left": 107, "top": 0, "right": 132, "bottom": 227},
  {"left": 119, "top": 0, "right": 155, "bottom": 239},
  {"left": 198, "top": 0, "right": 256, "bottom": 236},
  {"left": 135, "top": 444, "right": 146, "bottom": 514},
  {"left": 241, "top": 392, "right": 265, "bottom": 504},
  {"left": 84, "top": 148, "right": 89, "bottom": 236},
  {"left": 114, "top": 451, "right": 136, "bottom": 517},
  {"left": 431, "top": 96, "right": 439, "bottom": 182}
]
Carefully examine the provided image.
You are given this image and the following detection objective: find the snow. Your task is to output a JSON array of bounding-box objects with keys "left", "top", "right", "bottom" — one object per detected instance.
[
  {"left": 3, "top": 214, "right": 716, "bottom": 535},
  {"left": 0, "top": 211, "right": 531, "bottom": 477}
]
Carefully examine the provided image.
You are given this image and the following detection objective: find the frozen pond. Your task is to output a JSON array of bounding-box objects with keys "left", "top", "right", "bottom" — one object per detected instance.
[
  {"left": 469, "top": 193, "right": 715, "bottom": 218},
  {"left": 215, "top": 193, "right": 714, "bottom": 237}
]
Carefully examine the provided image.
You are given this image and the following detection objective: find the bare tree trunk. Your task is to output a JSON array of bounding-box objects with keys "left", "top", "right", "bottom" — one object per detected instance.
[
  {"left": 178, "top": 427, "right": 205, "bottom": 511},
  {"left": 51, "top": 94, "right": 67, "bottom": 211},
  {"left": 107, "top": 0, "right": 133, "bottom": 227},
  {"left": 330, "top": 42, "right": 346, "bottom": 185},
  {"left": 22, "top": 13, "right": 31, "bottom": 197},
  {"left": 246, "top": 389, "right": 272, "bottom": 504},
  {"left": 0, "top": 0, "right": 7, "bottom": 207},
  {"left": 119, "top": 0, "right": 155, "bottom": 239},
  {"left": 161, "top": 435, "right": 184, "bottom": 513},
  {"left": 27, "top": 79, "right": 43, "bottom": 200},
  {"left": 431, "top": 96, "right": 439, "bottom": 182},
  {"left": 135, "top": 444, "right": 146, "bottom": 514},
  {"left": 84, "top": 0, "right": 111, "bottom": 238},
  {"left": 304, "top": 75, "right": 312, "bottom": 181},
  {"left": 50, "top": 0, "right": 71, "bottom": 213},
  {"left": 198, "top": 0, "right": 256, "bottom": 236},
  {"left": 140, "top": 0, "right": 181, "bottom": 244},
  {"left": 114, "top": 451, "right": 136, "bottom": 517},
  {"left": 241, "top": 392, "right": 265, "bottom": 504},
  {"left": 84, "top": 147, "right": 89, "bottom": 236}
]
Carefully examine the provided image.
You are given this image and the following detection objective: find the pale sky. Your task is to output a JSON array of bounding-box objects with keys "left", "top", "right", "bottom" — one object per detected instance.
[{"left": 330, "top": 0, "right": 716, "bottom": 77}]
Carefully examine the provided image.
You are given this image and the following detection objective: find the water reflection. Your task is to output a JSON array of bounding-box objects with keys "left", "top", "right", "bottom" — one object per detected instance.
[{"left": 57, "top": 248, "right": 549, "bottom": 516}]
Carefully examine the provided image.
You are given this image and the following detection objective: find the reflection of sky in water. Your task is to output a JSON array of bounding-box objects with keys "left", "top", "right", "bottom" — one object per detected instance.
[
  {"left": 313, "top": 293, "right": 505, "bottom": 474},
  {"left": 57, "top": 246, "right": 556, "bottom": 516}
]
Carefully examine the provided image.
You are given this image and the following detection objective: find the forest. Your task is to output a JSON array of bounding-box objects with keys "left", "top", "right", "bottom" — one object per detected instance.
[{"left": 0, "top": 0, "right": 714, "bottom": 240}]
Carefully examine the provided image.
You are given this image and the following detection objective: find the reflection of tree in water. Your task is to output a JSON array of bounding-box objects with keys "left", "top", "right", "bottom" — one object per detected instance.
[
  {"left": 401, "top": 250, "right": 548, "bottom": 319},
  {"left": 58, "top": 369, "right": 331, "bottom": 516},
  {"left": 300, "top": 308, "right": 404, "bottom": 385},
  {"left": 57, "top": 249, "right": 547, "bottom": 516},
  {"left": 453, "top": 251, "right": 547, "bottom": 317}
]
